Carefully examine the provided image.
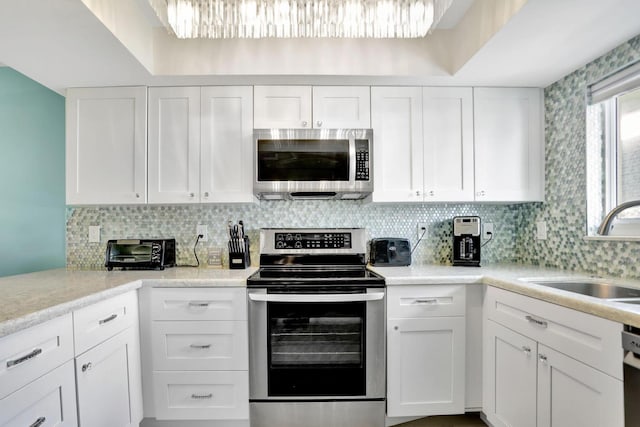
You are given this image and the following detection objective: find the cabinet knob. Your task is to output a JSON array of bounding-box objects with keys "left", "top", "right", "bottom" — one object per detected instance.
[
  {"left": 203, "top": 192, "right": 209, "bottom": 197},
  {"left": 476, "top": 190, "right": 485, "bottom": 197},
  {"left": 135, "top": 193, "right": 140, "bottom": 198},
  {"left": 302, "top": 121, "right": 308, "bottom": 127},
  {"left": 538, "top": 354, "right": 548, "bottom": 364},
  {"left": 415, "top": 190, "right": 421, "bottom": 196},
  {"left": 316, "top": 120, "right": 323, "bottom": 127},
  {"left": 82, "top": 362, "right": 92, "bottom": 372},
  {"left": 428, "top": 190, "right": 434, "bottom": 196},
  {"left": 522, "top": 346, "right": 532, "bottom": 356},
  {"left": 394, "top": 326, "right": 399, "bottom": 331}
]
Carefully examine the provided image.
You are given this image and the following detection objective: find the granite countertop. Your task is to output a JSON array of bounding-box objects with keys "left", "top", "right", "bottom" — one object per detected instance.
[
  {"left": 0, "top": 267, "right": 257, "bottom": 337},
  {"left": 370, "top": 263, "right": 640, "bottom": 328},
  {"left": 3, "top": 263, "right": 640, "bottom": 338}
]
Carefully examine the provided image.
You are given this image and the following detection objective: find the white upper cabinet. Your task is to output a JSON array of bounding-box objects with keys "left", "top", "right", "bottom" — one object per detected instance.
[
  {"left": 312, "top": 86, "right": 371, "bottom": 128},
  {"left": 66, "top": 87, "right": 147, "bottom": 205},
  {"left": 371, "top": 86, "right": 424, "bottom": 202},
  {"left": 473, "top": 87, "right": 544, "bottom": 202},
  {"left": 147, "top": 86, "right": 255, "bottom": 204},
  {"left": 254, "top": 85, "right": 370, "bottom": 128},
  {"left": 201, "top": 86, "right": 255, "bottom": 203},
  {"left": 148, "top": 87, "right": 201, "bottom": 204},
  {"left": 422, "top": 87, "right": 474, "bottom": 202}
]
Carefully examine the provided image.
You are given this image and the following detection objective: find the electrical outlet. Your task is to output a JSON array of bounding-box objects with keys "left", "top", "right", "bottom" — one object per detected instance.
[
  {"left": 88, "top": 226, "right": 101, "bottom": 243},
  {"left": 536, "top": 221, "right": 547, "bottom": 240},
  {"left": 483, "top": 223, "right": 494, "bottom": 240},
  {"left": 197, "top": 224, "right": 208, "bottom": 242},
  {"left": 416, "top": 222, "right": 428, "bottom": 240}
]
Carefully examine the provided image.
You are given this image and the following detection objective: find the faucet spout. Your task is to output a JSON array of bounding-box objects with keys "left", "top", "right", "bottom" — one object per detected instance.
[{"left": 597, "top": 200, "right": 640, "bottom": 235}]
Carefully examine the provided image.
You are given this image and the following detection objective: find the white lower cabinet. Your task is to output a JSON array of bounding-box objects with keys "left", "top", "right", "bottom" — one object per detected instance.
[
  {"left": 73, "top": 292, "right": 143, "bottom": 427},
  {"left": 386, "top": 285, "right": 466, "bottom": 417},
  {"left": 0, "top": 360, "right": 77, "bottom": 427},
  {"left": 483, "top": 287, "right": 623, "bottom": 427},
  {"left": 140, "top": 287, "right": 249, "bottom": 423}
]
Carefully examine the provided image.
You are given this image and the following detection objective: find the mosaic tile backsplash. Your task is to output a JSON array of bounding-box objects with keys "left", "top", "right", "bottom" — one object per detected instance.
[
  {"left": 66, "top": 33, "right": 640, "bottom": 279},
  {"left": 66, "top": 202, "right": 529, "bottom": 270}
]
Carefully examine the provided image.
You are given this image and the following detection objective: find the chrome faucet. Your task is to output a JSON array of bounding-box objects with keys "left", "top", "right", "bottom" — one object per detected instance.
[{"left": 597, "top": 200, "right": 640, "bottom": 235}]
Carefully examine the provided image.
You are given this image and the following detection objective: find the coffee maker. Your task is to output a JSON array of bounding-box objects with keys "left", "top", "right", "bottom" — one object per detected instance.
[{"left": 452, "top": 216, "right": 481, "bottom": 267}]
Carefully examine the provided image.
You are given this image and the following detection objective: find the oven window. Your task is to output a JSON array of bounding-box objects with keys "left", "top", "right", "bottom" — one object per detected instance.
[
  {"left": 257, "top": 139, "right": 350, "bottom": 181},
  {"left": 267, "top": 301, "right": 366, "bottom": 396}
]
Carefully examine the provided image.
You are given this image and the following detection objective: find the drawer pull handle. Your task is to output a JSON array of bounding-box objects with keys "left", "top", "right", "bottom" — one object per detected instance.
[
  {"left": 413, "top": 299, "right": 438, "bottom": 304},
  {"left": 525, "top": 315, "right": 548, "bottom": 328},
  {"left": 30, "top": 417, "right": 46, "bottom": 427},
  {"left": 190, "top": 344, "right": 212, "bottom": 349},
  {"left": 522, "top": 346, "right": 532, "bottom": 356},
  {"left": 191, "top": 393, "right": 213, "bottom": 399},
  {"left": 189, "top": 302, "right": 210, "bottom": 307},
  {"left": 99, "top": 314, "right": 118, "bottom": 325},
  {"left": 6, "top": 348, "right": 42, "bottom": 368},
  {"left": 82, "top": 362, "right": 93, "bottom": 372}
]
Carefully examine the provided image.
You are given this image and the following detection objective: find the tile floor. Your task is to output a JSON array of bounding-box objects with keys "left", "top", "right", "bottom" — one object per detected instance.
[{"left": 396, "top": 413, "right": 488, "bottom": 427}]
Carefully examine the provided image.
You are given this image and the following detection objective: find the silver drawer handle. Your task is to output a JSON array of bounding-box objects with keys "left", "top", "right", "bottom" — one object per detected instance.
[
  {"left": 190, "top": 344, "right": 212, "bottom": 349},
  {"left": 6, "top": 348, "right": 42, "bottom": 368},
  {"left": 413, "top": 299, "right": 438, "bottom": 304},
  {"left": 82, "top": 362, "right": 93, "bottom": 372},
  {"left": 30, "top": 417, "right": 46, "bottom": 427},
  {"left": 191, "top": 393, "right": 213, "bottom": 399},
  {"left": 99, "top": 314, "right": 118, "bottom": 325},
  {"left": 189, "top": 301, "right": 210, "bottom": 307},
  {"left": 525, "top": 315, "right": 548, "bottom": 328}
]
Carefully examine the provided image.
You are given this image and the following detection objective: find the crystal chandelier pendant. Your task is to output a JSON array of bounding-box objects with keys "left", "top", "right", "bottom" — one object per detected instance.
[{"left": 166, "top": 0, "right": 453, "bottom": 39}]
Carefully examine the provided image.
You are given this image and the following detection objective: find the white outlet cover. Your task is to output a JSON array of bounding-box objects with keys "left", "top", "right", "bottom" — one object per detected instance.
[
  {"left": 197, "top": 224, "right": 208, "bottom": 241},
  {"left": 536, "top": 221, "right": 547, "bottom": 240},
  {"left": 88, "top": 226, "right": 101, "bottom": 243}
]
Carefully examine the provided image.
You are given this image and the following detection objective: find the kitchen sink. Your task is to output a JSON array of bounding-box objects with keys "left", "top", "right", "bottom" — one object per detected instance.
[{"left": 522, "top": 279, "right": 640, "bottom": 300}]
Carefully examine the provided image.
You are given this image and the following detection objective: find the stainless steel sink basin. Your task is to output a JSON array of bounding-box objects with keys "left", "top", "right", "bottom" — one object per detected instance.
[{"left": 523, "top": 279, "right": 640, "bottom": 300}]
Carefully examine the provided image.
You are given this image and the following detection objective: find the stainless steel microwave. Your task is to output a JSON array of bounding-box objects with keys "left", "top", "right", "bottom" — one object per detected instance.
[{"left": 253, "top": 129, "right": 373, "bottom": 200}]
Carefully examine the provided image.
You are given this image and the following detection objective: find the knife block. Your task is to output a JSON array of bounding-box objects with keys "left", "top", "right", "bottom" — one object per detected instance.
[{"left": 228, "top": 236, "right": 250, "bottom": 269}]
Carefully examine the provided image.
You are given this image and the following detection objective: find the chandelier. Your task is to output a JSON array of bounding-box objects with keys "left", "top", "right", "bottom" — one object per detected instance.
[{"left": 166, "top": 0, "right": 453, "bottom": 39}]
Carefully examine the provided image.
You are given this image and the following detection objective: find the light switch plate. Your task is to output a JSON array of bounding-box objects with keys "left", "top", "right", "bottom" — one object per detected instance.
[
  {"left": 536, "top": 221, "right": 547, "bottom": 240},
  {"left": 88, "top": 226, "right": 101, "bottom": 243}
]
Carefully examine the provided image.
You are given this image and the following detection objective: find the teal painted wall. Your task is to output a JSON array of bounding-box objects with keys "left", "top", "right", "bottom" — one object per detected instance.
[{"left": 0, "top": 67, "right": 65, "bottom": 277}]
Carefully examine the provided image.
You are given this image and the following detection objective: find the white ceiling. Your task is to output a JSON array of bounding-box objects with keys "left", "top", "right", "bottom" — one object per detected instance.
[{"left": 0, "top": 0, "right": 639, "bottom": 94}]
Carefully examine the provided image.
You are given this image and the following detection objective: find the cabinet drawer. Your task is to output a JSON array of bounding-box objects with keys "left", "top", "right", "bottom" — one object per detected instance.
[
  {"left": 151, "top": 321, "right": 248, "bottom": 371},
  {"left": 485, "top": 286, "right": 623, "bottom": 379},
  {"left": 153, "top": 371, "right": 249, "bottom": 420},
  {"left": 150, "top": 288, "right": 246, "bottom": 321},
  {"left": 73, "top": 291, "right": 138, "bottom": 355},
  {"left": 0, "top": 359, "right": 77, "bottom": 427},
  {"left": 0, "top": 314, "right": 73, "bottom": 399},
  {"left": 387, "top": 285, "right": 466, "bottom": 318}
]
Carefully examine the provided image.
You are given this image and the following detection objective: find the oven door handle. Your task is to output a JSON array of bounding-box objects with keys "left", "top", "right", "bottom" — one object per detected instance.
[{"left": 248, "top": 292, "right": 385, "bottom": 303}]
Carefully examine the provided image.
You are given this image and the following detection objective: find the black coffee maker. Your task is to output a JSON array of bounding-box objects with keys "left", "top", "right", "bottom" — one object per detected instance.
[{"left": 452, "top": 216, "right": 481, "bottom": 267}]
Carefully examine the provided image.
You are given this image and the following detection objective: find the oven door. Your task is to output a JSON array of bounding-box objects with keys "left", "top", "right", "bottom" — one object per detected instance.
[{"left": 248, "top": 287, "right": 385, "bottom": 400}]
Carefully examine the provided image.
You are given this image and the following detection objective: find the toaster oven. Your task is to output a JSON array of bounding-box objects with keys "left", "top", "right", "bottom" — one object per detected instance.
[{"left": 105, "top": 239, "right": 176, "bottom": 271}]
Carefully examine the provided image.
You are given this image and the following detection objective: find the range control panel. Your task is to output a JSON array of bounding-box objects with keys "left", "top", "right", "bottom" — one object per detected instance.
[{"left": 275, "top": 232, "right": 352, "bottom": 249}]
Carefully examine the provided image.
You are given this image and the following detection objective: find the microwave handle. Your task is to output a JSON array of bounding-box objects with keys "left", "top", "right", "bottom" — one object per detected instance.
[{"left": 248, "top": 292, "right": 385, "bottom": 303}]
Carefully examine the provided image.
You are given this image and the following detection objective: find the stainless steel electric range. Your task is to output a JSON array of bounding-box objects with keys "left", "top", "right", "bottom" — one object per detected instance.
[{"left": 246, "top": 228, "right": 386, "bottom": 427}]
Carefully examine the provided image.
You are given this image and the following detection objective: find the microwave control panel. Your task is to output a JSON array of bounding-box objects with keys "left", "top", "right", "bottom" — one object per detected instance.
[
  {"left": 355, "top": 139, "right": 370, "bottom": 181},
  {"left": 275, "top": 232, "right": 352, "bottom": 249}
]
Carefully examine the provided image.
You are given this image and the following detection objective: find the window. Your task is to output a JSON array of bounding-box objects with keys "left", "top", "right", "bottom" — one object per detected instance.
[{"left": 586, "top": 61, "right": 640, "bottom": 237}]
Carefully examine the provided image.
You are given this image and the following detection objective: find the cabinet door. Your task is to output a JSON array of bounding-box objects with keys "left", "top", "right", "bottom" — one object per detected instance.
[
  {"left": 0, "top": 360, "right": 77, "bottom": 427},
  {"left": 312, "top": 86, "right": 370, "bottom": 128},
  {"left": 254, "top": 86, "right": 312, "bottom": 128},
  {"left": 66, "top": 87, "right": 147, "bottom": 205},
  {"left": 75, "top": 327, "right": 142, "bottom": 427},
  {"left": 422, "top": 87, "right": 474, "bottom": 202},
  {"left": 473, "top": 87, "right": 544, "bottom": 202},
  {"left": 148, "top": 87, "right": 201, "bottom": 204},
  {"left": 371, "top": 87, "right": 424, "bottom": 202},
  {"left": 483, "top": 320, "right": 537, "bottom": 427},
  {"left": 387, "top": 316, "right": 465, "bottom": 417},
  {"left": 201, "top": 86, "right": 255, "bottom": 203},
  {"left": 537, "top": 344, "right": 623, "bottom": 427}
]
